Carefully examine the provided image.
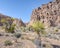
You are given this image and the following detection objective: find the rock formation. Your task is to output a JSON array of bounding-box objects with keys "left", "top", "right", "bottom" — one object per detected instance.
[
  {"left": 0, "top": 13, "right": 26, "bottom": 27},
  {"left": 13, "top": 19, "right": 26, "bottom": 27},
  {"left": 29, "top": 0, "right": 60, "bottom": 27},
  {"left": 0, "top": 13, "right": 13, "bottom": 26}
]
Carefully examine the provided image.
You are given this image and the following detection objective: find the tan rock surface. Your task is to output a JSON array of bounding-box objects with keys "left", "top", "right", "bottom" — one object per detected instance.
[{"left": 29, "top": 0, "right": 60, "bottom": 27}]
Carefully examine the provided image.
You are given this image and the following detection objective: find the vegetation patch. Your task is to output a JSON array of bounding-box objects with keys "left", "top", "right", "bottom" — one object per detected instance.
[
  {"left": 4, "top": 40, "right": 13, "bottom": 46},
  {"left": 14, "top": 33, "right": 21, "bottom": 38}
]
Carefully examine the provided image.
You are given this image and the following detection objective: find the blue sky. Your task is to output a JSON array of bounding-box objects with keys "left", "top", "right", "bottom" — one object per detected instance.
[{"left": 0, "top": 0, "right": 53, "bottom": 23}]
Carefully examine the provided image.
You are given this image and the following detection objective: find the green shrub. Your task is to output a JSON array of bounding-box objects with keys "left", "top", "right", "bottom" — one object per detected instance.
[
  {"left": 11, "top": 18, "right": 15, "bottom": 21},
  {"left": 4, "top": 40, "right": 12, "bottom": 46},
  {"left": 1, "top": 18, "right": 16, "bottom": 33},
  {"left": 1, "top": 18, "right": 6, "bottom": 23},
  {"left": 20, "top": 26, "right": 26, "bottom": 32},
  {"left": 32, "top": 21, "right": 45, "bottom": 34},
  {"left": 26, "top": 26, "right": 33, "bottom": 31},
  {"left": 55, "top": 29, "right": 58, "bottom": 32},
  {"left": 6, "top": 24, "right": 16, "bottom": 33},
  {"left": 14, "top": 33, "right": 21, "bottom": 38}
]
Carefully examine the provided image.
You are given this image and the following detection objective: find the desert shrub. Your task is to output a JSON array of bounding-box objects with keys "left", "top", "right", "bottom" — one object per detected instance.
[
  {"left": 11, "top": 18, "right": 15, "bottom": 21},
  {"left": 1, "top": 18, "right": 15, "bottom": 33},
  {"left": 26, "top": 26, "right": 34, "bottom": 31},
  {"left": 14, "top": 33, "right": 21, "bottom": 38},
  {"left": 20, "top": 26, "right": 26, "bottom": 32},
  {"left": 1, "top": 18, "right": 6, "bottom": 23},
  {"left": 4, "top": 40, "right": 12, "bottom": 46},
  {"left": 55, "top": 29, "right": 58, "bottom": 32},
  {"left": 6, "top": 24, "right": 16, "bottom": 33},
  {"left": 32, "top": 21, "right": 45, "bottom": 48},
  {"left": 20, "top": 26, "right": 34, "bottom": 32},
  {"left": 32, "top": 21, "right": 45, "bottom": 34}
]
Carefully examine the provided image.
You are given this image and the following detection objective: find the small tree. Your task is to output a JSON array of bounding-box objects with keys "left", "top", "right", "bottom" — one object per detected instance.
[{"left": 32, "top": 21, "right": 45, "bottom": 48}]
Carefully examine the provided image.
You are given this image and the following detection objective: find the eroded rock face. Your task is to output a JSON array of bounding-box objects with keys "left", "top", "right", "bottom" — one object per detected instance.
[
  {"left": 0, "top": 13, "right": 13, "bottom": 26},
  {"left": 0, "top": 13, "right": 26, "bottom": 27},
  {"left": 29, "top": 0, "right": 60, "bottom": 27},
  {"left": 13, "top": 19, "right": 26, "bottom": 27}
]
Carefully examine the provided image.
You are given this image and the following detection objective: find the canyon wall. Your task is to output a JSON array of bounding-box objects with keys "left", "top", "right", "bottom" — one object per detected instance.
[{"left": 29, "top": 0, "right": 60, "bottom": 27}]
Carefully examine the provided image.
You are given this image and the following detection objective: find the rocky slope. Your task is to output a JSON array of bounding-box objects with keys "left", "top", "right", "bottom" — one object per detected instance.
[
  {"left": 0, "top": 0, "right": 60, "bottom": 48},
  {"left": 29, "top": 0, "right": 60, "bottom": 27},
  {"left": 0, "top": 13, "right": 25, "bottom": 27}
]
